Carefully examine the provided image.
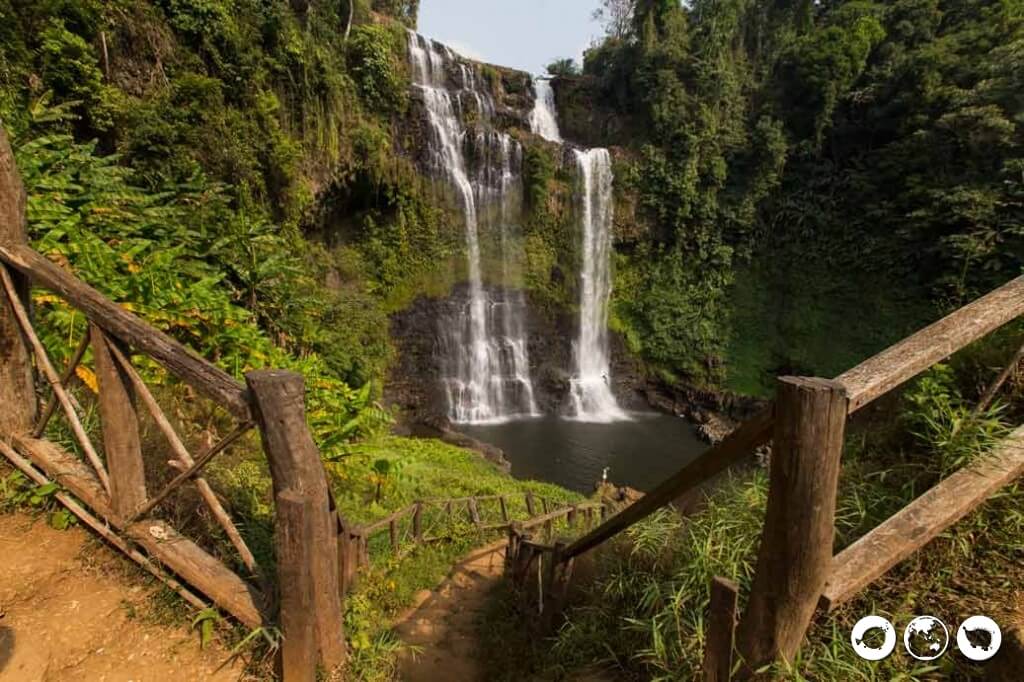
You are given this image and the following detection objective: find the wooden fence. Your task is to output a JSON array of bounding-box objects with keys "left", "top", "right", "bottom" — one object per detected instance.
[
  {"left": 339, "top": 493, "right": 606, "bottom": 594},
  {"left": 0, "top": 128, "right": 350, "bottom": 680},
  {"left": 1, "top": 120, "right": 609, "bottom": 680},
  {"left": 506, "top": 271, "right": 1024, "bottom": 676}
]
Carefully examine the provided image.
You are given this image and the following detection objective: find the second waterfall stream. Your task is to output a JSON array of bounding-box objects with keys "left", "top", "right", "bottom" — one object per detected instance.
[{"left": 529, "top": 77, "right": 629, "bottom": 422}]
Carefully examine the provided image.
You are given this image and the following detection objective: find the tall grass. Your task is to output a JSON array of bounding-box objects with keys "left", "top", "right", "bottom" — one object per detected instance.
[{"left": 479, "top": 349, "right": 1023, "bottom": 680}]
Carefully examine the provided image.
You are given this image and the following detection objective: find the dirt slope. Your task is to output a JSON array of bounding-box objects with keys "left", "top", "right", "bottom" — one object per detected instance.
[
  {"left": 392, "top": 541, "right": 508, "bottom": 682},
  {"left": 0, "top": 512, "right": 242, "bottom": 682}
]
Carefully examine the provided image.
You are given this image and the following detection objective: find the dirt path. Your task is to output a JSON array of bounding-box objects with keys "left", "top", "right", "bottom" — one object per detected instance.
[
  {"left": 0, "top": 512, "right": 242, "bottom": 682},
  {"left": 392, "top": 541, "right": 508, "bottom": 681}
]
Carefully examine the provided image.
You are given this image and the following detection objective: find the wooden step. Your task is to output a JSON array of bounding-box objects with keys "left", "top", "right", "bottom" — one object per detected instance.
[{"left": 822, "top": 424, "right": 1024, "bottom": 610}]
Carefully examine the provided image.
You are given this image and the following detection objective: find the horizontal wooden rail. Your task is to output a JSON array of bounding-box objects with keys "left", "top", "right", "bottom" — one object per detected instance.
[
  {"left": 838, "top": 275, "right": 1024, "bottom": 412},
  {"left": 822, "top": 423, "right": 1024, "bottom": 610},
  {"left": 0, "top": 243, "right": 251, "bottom": 419},
  {"left": 361, "top": 505, "right": 417, "bottom": 534},
  {"left": 0, "top": 439, "right": 210, "bottom": 613},
  {"left": 519, "top": 503, "right": 601, "bottom": 532},
  {"left": 563, "top": 408, "right": 774, "bottom": 560},
  {"left": 8, "top": 433, "right": 266, "bottom": 626}
]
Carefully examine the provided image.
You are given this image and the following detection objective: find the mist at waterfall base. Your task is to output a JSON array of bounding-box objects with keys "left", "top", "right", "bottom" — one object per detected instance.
[{"left": 463, "top": 414, "right": 707, "bottom": 494}]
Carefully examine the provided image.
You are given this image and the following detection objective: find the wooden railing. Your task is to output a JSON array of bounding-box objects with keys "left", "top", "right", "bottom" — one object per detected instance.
[
  {"left": 510, "top": 271, "right": 1024, "bottom": 675},
  {"left": 0, "top": 119, "right": 611, "bottom": 677},
  {"left": 339, "top": 492, "right": 605, "bottom": 591},
  {"left": 0, "top": 129, "right": 342, "bottom": 679}
]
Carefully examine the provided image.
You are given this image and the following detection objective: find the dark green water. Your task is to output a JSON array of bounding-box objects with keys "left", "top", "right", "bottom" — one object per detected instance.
[{"left": 462, "top": 413, "right": 707, "bottom": 494}]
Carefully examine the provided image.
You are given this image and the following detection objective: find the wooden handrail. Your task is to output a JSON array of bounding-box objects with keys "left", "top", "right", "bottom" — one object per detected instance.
[
  {"left": 564, "top": 274, "right": 1024, "bottom": 562},
  {"left": 361, "top": 505, "right": 417, "bottom": 534},
  {"left": 838, "top": 275, "right": 1024, "bottom": 412},
  {"left": 822, "top": 423, "right": 1024, "bottom": 610},
  {"left": 563, "top": 408, "right": 774, "bottom": 560},
  {"left": 0, "top": 243, "right": 251, "bottom": 419}
]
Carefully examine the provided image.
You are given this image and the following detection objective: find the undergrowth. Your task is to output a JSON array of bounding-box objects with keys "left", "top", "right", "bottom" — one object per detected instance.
[{"left": 479, "top": 329, "right": 1024, "bottom": 681}]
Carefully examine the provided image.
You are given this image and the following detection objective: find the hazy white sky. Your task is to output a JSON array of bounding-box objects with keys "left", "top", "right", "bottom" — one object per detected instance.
[{"left": 417, "top": 0, "right": 605, "bottom": 74}]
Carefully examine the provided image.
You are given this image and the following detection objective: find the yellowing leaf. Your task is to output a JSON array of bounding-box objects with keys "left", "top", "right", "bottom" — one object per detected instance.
[
  {"left": 76, "top": 366, "right": 98, "bottom": 394},
  {"left": 33, "top": 293, "right": 61, "bottom": 305}
]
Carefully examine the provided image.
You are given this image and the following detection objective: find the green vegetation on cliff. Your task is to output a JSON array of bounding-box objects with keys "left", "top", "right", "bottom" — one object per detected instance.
[
  {"left": 555, "top": 0, "right": 1023, "bottom": 394},
  {"left": 0, "top": 0, "right": 460, "bottom": 441}
]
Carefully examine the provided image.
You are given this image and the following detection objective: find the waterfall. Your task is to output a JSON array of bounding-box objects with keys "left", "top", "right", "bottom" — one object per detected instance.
[
  {"left": 407, "top": 31, "right": 538, "bottom": 424},
  {"left": 569, "top": 148, "right": 629, "bottom": 422},
  {"left": 528, "top": 78, "right": 562, "bottom": 143}
]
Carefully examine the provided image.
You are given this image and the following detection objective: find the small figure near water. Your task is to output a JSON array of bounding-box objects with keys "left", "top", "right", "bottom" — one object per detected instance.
[{"left": 602, "top": 373, "right": 609, "bottom": 385}]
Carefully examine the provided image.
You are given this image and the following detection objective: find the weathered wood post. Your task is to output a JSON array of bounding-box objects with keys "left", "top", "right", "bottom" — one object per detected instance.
[
  {"left": 736, "top": 376, "right": 848, "bottom": 671},
  {"left": 246, "top": 370, "right": 346, "bottom": 678},
  {"left": 91, "top": 325, "right": 147, "bottom": 517},
  {"left": 412, "top": 502, "right": 423, "bottom": 542},
  {"left": 0, "top": 126, "right": 37, "bottom": 434},
  {"left": 703, "top": 576, "right": 739, "bottom": 682},
  {"left": 275, "top": 490, "right": 319, "bottom": 680}
]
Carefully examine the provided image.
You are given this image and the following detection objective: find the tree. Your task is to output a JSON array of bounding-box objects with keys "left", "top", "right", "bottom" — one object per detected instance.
[
  {"left": 545, "top": 57, "right": 581, "bottom": 77},
  {"left": 593, "top": 0, "right": 636, "bottom": 40}
]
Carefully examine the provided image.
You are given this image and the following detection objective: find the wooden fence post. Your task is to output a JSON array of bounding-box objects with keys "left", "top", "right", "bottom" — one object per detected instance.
[
  {"left": 276, "top": 490, "right": 318, "bottom": 681},
  {"left": 246, "top": 370, "right": 346, "bottom": 675},
  {"left": 0, "top": 126, "right": 37, "bottom": 434},
  {"left": 413, "top": 502, "right": 423, "bottom": 542},
  {"left": 704, "top": 576, "right": 739, "bottom": 682},
  {"left": 91, "top": 325, "right": 147, "bottom": 517},
  {"left": 736, "top": 376, "right": 848, "bottom": 671}
]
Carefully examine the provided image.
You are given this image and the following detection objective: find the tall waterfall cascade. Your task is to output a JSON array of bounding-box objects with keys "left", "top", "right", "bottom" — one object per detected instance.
[
  {"left": 528, "top": 76, "right": 628, "bottom": 421},
  {"left": 528, "top": 78, "right": 562, "bottom": 143},
  {"left": 407, "top": 31, "right": 539, "bottom": 424},
  {"left": 568, "top": 149, "right": 629, "bottom": 421}
]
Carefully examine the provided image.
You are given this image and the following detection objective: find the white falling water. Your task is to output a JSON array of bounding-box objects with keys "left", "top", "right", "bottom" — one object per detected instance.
[
  {"left": 528, "top": 78, "right": 562, "bottom": 143},
  {"left": 407, "top": 31, "right": 538, "bottom": 423},
  {"left": 569, "top": 148, "right": 629, "bottom": 422}
]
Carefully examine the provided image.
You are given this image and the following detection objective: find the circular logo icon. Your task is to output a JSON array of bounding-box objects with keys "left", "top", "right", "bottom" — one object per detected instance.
[
  {"left": 957, "top": 615, "right": 1001, "bottom": 661},
  {"left": 904, "top": 615, "right": 949, "bottom": 661},
  {"left": 851, "top": 615, "right": 897, "bottom": 661}
]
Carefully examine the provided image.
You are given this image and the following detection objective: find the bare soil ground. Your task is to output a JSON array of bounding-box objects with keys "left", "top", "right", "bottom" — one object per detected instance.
[
  {"left": 0, "top": 511, "right": 242, "bottom": 682},
  {"left": 392, "top": 541, "right": 507, "bottom": 682}
]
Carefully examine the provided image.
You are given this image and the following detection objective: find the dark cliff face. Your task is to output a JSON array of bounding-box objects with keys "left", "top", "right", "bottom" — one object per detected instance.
[
  {"left": 385, "top": 285, "right": 575, "bottom": 421},
  {"left": 550, "top": 76, "right": 641, "bottom": 150},
  {"left": 385, "top": 284, "right": 650, "bottom": 423}
]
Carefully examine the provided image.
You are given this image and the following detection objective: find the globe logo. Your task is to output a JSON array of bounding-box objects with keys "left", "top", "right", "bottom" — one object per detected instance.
[
  {"left": 904, "top": 615, "right": 949, "bottom": 661},
  {"left": 956, "top": 615, "right": 1001, "bottom": 661},
  {"left": 851, "top": 615, "right": 897, "bottom": 661}
]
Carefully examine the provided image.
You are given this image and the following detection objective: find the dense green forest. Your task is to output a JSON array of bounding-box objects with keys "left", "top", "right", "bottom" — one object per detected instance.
[
  {"left": 555, "top": 0, "right": 1023, "bottom": 393},
  {"left": 2, "top": 0, "right": 1020, "bottom": 415},
  {"left": 0, "top": 0, "right": 449, "bottom": 452},
  {"left": 2, "top": 0, "right": 1024, "bottom": 679}
]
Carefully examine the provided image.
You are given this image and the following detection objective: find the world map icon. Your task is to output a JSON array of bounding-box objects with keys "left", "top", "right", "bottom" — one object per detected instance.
[{"left": 904, "top": 616, "right": 949, "bottom": 661}]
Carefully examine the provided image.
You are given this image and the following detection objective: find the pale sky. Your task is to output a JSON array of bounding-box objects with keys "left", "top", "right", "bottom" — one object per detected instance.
[{"left": 417, "top": 0, "right": 605, "bottom": 75}]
